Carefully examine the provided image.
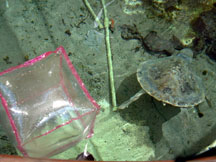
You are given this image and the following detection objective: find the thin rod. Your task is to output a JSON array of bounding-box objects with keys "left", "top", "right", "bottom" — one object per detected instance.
[
  {"left": 101, "top": 0, "right": 117, "bottom": 111},
  {"left": 83, "top": 0, "right": 103, "bottom": 29}
]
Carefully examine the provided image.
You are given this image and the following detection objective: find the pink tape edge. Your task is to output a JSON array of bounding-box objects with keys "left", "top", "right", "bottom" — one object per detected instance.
[
  {"left": 22, "top": 46, "right": 101, "bottom": 147},
  {"left": 0, "top": 51, "right": 53, "bottom": 76},
  {"left": 0, "top": 50, "right": 54, "bottom": 157},
  {"left": 58, "top": 46, "right": 100, "bottom": 139},
  {"left": 58, "top": 46, "right": 100, "bottom": 111},
  {"left": 22, "top": 110, "right": 95, "bottom": 147},
  {"left": 0, "top": 46, "right": 100, "bottom": 156},
  {"left": 0, "top": 95, "right": 28, "bottom": 156}
]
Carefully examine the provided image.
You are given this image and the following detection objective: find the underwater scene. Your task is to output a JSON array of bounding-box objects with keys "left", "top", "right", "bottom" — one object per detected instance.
[{"left": 0, "top": 0, "right": 216, "bottom": 161}]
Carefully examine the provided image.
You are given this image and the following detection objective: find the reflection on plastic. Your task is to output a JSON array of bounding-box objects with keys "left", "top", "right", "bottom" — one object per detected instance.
[{"left": 0, "top": 46, "right": 100, "bottom": 158}]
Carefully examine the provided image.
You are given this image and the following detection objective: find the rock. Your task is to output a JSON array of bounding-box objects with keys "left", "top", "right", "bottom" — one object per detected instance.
[
  {"left": 192, "top": 8, "right": 216, "bottom": 61},
  {"left": 120, "top": 25, "right": 181, "bottom": 56},
  {"left": 143, "top": 31, "right": 175, "bottom": 55},
  {"left": 120, "top": 24, "right": 142, "bottom": 41},
  {"left": 192, "top": 8, "right": 216, "bottom": 42}
]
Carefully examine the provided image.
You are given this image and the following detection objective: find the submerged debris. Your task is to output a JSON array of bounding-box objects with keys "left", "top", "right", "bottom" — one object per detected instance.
[
  {"left": 121, "top": 24, "right": 142, "bottom": 41},
  {"left": 150, "top": 0, "right": 180, "bottom": 20},
  {"left": 121, "top": 24, "right": 184, "bottom": 55},
  {"left": 191, "top": 7, "right": 216, "bottom": 61},
  {"left": 143, "top": 31, "right": 175, "bottom": 55},
  {"left": 150, "top": 0, "right": 216, "bottom": 21},
  {"left": 76, "top": 152, "right": 95, "bottom": 161},
  {"left": 3, "top": 56, "right": 12, "bottom": 64}
]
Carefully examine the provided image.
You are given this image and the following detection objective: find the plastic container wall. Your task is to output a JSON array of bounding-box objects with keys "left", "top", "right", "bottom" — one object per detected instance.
[{"left": 0, "top": 46, "right": 100, "bottom": 158}]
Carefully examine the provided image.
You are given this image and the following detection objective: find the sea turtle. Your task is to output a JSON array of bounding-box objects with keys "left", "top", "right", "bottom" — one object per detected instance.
[{"left": 118, "top": 48, "right": 205, "bottom": 109}]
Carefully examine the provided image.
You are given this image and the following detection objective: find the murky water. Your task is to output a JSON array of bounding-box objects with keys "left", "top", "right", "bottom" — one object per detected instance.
[{"left": 0, "top": 0, "right": 216, "bottom": 161}]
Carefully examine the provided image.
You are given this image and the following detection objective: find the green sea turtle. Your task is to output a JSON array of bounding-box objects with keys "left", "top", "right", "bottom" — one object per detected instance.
[{"left": 118, "top": 48, "right": 205, "bottom": 109}]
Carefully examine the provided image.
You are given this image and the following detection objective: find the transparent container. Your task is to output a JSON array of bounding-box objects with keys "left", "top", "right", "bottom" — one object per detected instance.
[{"left": 0, "top": 46, "right": 100, "bottom": 158}]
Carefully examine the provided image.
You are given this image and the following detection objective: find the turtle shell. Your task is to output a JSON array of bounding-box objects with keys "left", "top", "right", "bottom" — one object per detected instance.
[{"left": 137, "top": 55, "right": 205, "bottom": 107}]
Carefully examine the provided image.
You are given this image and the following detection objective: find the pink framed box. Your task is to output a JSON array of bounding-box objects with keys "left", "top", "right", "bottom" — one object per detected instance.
[{"left": 0, "top": 46, "right": 100, "bottom": 158}]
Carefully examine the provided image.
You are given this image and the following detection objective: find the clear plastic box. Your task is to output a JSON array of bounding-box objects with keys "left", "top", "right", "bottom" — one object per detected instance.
[{"left": 0, "top": 46, "right": 100, "bottom": 158}]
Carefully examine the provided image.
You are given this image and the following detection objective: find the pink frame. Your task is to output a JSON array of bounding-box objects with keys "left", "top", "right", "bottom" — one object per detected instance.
[{"left": 0, "top": 46, "right": 100, "bottom": 157}]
